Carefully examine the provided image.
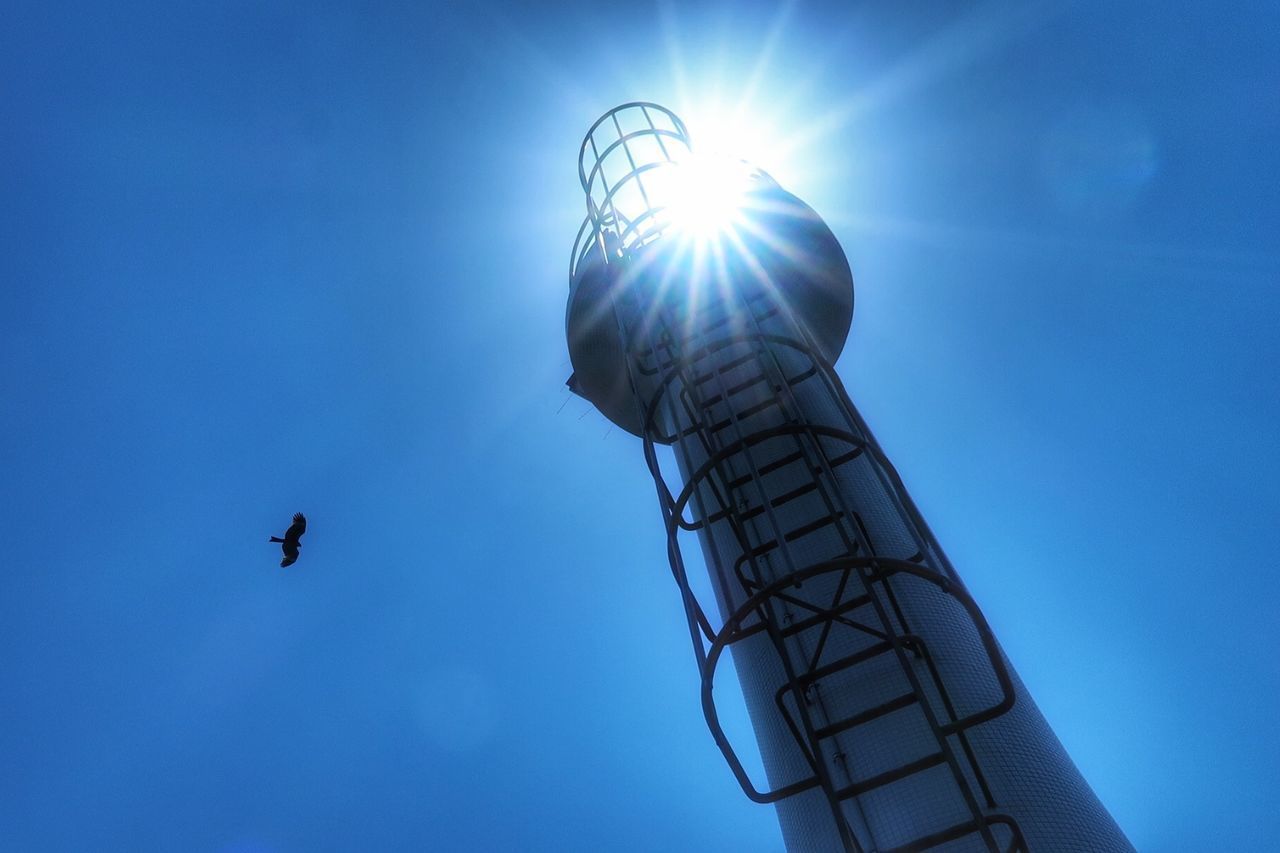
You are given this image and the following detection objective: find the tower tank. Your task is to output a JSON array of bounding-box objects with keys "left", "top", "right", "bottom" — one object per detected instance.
[{"left": 565, "top": 102, "right": 1132, "bottom": 853}]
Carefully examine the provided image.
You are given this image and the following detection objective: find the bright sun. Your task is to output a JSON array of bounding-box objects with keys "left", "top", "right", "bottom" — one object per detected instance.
[{"left": 663, "top": 153, "right": 756, "bottom": 241}]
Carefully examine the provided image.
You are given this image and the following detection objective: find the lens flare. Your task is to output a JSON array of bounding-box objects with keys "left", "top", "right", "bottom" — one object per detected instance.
[{"left": 664, "top": 153, "right": 755, "bottom": 241}]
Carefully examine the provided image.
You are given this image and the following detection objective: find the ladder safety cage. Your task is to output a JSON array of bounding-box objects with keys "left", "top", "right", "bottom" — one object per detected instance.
[
  {"left": 571, "top": 102, "right": 692, "bottom": 280},
  {"left": 608, "top": 249, "right": 1027, "bottom": 853}
]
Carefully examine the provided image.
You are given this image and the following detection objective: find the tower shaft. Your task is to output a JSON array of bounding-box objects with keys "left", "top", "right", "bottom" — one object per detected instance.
[
  {"left": 615, "top": 263, "right": 1126, "bottom": 851},
  {"left": 565, "top": 103, "right": 1132, "bottom": 852}
]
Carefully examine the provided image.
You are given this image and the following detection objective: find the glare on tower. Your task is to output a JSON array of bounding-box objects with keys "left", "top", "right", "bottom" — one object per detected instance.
[{"left": 565, "top": 102, "right": 1132, "bottom": 852}]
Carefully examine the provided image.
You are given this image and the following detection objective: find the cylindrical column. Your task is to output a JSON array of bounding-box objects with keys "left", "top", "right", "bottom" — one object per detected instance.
[{"left": 565, "top": 104, "right": 1132, "bottom": 852}]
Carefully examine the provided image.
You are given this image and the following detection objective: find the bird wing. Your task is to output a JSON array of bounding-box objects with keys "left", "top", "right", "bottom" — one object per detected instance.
[
  {"left": 280, "top": 551, "right": 298, "bottom": 568},
  {"left": 284, "top": 512, "right": 306, "bottom": 543}
]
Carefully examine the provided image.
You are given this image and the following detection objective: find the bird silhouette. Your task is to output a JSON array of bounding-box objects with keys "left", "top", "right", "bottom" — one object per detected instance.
[{"left": 269, "top": 512, "right": 307, "bottom": 567}]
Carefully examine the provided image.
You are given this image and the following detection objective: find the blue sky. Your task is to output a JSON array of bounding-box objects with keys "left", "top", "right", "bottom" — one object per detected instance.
[{"left": 2, "top": 1, "right": 1277, "bottom": 850}]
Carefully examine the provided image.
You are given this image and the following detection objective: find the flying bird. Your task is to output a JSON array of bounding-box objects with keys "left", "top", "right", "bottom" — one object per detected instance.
[{"left": 269, "top": 512, "right": 307, "bottom": 567}]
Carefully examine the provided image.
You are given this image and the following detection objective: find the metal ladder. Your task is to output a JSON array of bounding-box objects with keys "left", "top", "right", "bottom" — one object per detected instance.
[{"left": 616, "top": 274, "right": 1028, "bottom": 853}]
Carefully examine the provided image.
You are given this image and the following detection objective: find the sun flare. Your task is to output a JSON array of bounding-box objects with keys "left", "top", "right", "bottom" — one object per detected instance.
[{"left": 663, "top": 153, "right": 756, "bottom": 242}]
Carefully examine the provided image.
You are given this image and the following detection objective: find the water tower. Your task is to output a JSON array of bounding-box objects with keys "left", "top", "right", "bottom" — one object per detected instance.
[{"left": 564, "top": 102, "right": 1131, "bottom": 852}]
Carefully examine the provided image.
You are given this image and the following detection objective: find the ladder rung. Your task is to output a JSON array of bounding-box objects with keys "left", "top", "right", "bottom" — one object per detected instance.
[
  {"left": 787, "top": 638, "right": 891, "bottom": 684},
  {"left": 697, "top": 481, "right": 818, "bottom": 527},
  {"left": 727, "top": 449, "right": 804, "bottom": 490},
  {"left": 708, "top": 394, "right": 783, "bottom": 432},
  {"left": 814, "top": 692, "right": 917, "bottom": 740},
  {"left": 735, "top": 511, "right": 848, "bottom": 563},
  {"left": 881, "top": 814, "right": 1024, "bottom": 853},
  {"left": 740, "top": 537, "right": 780, "bottom": 561},
  {"left": 722, "top": 437, "right": 862, "bottom": 494},
  {"left": 688, "top": 350, "right": 756, "bottom": 387},
  {"left": 700, "top": 371, "right": 768, "bottom": 409},
  {"left": 836, "top": 752, "right": 945, "bottom": 797},
  {"left": 769, "top": 480, "right": 819, "bottom": 511},
  {"left": 702, "top": 362, "right": 818, "bottom": 412},
  {"left": 784, "top": 511, "right": 845, "bottom": 543}
]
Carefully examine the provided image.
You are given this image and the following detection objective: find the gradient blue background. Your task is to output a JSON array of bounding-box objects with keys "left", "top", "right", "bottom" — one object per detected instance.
[{"left": 3, "top": 2, "right": 1277, "bottom": 850}]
